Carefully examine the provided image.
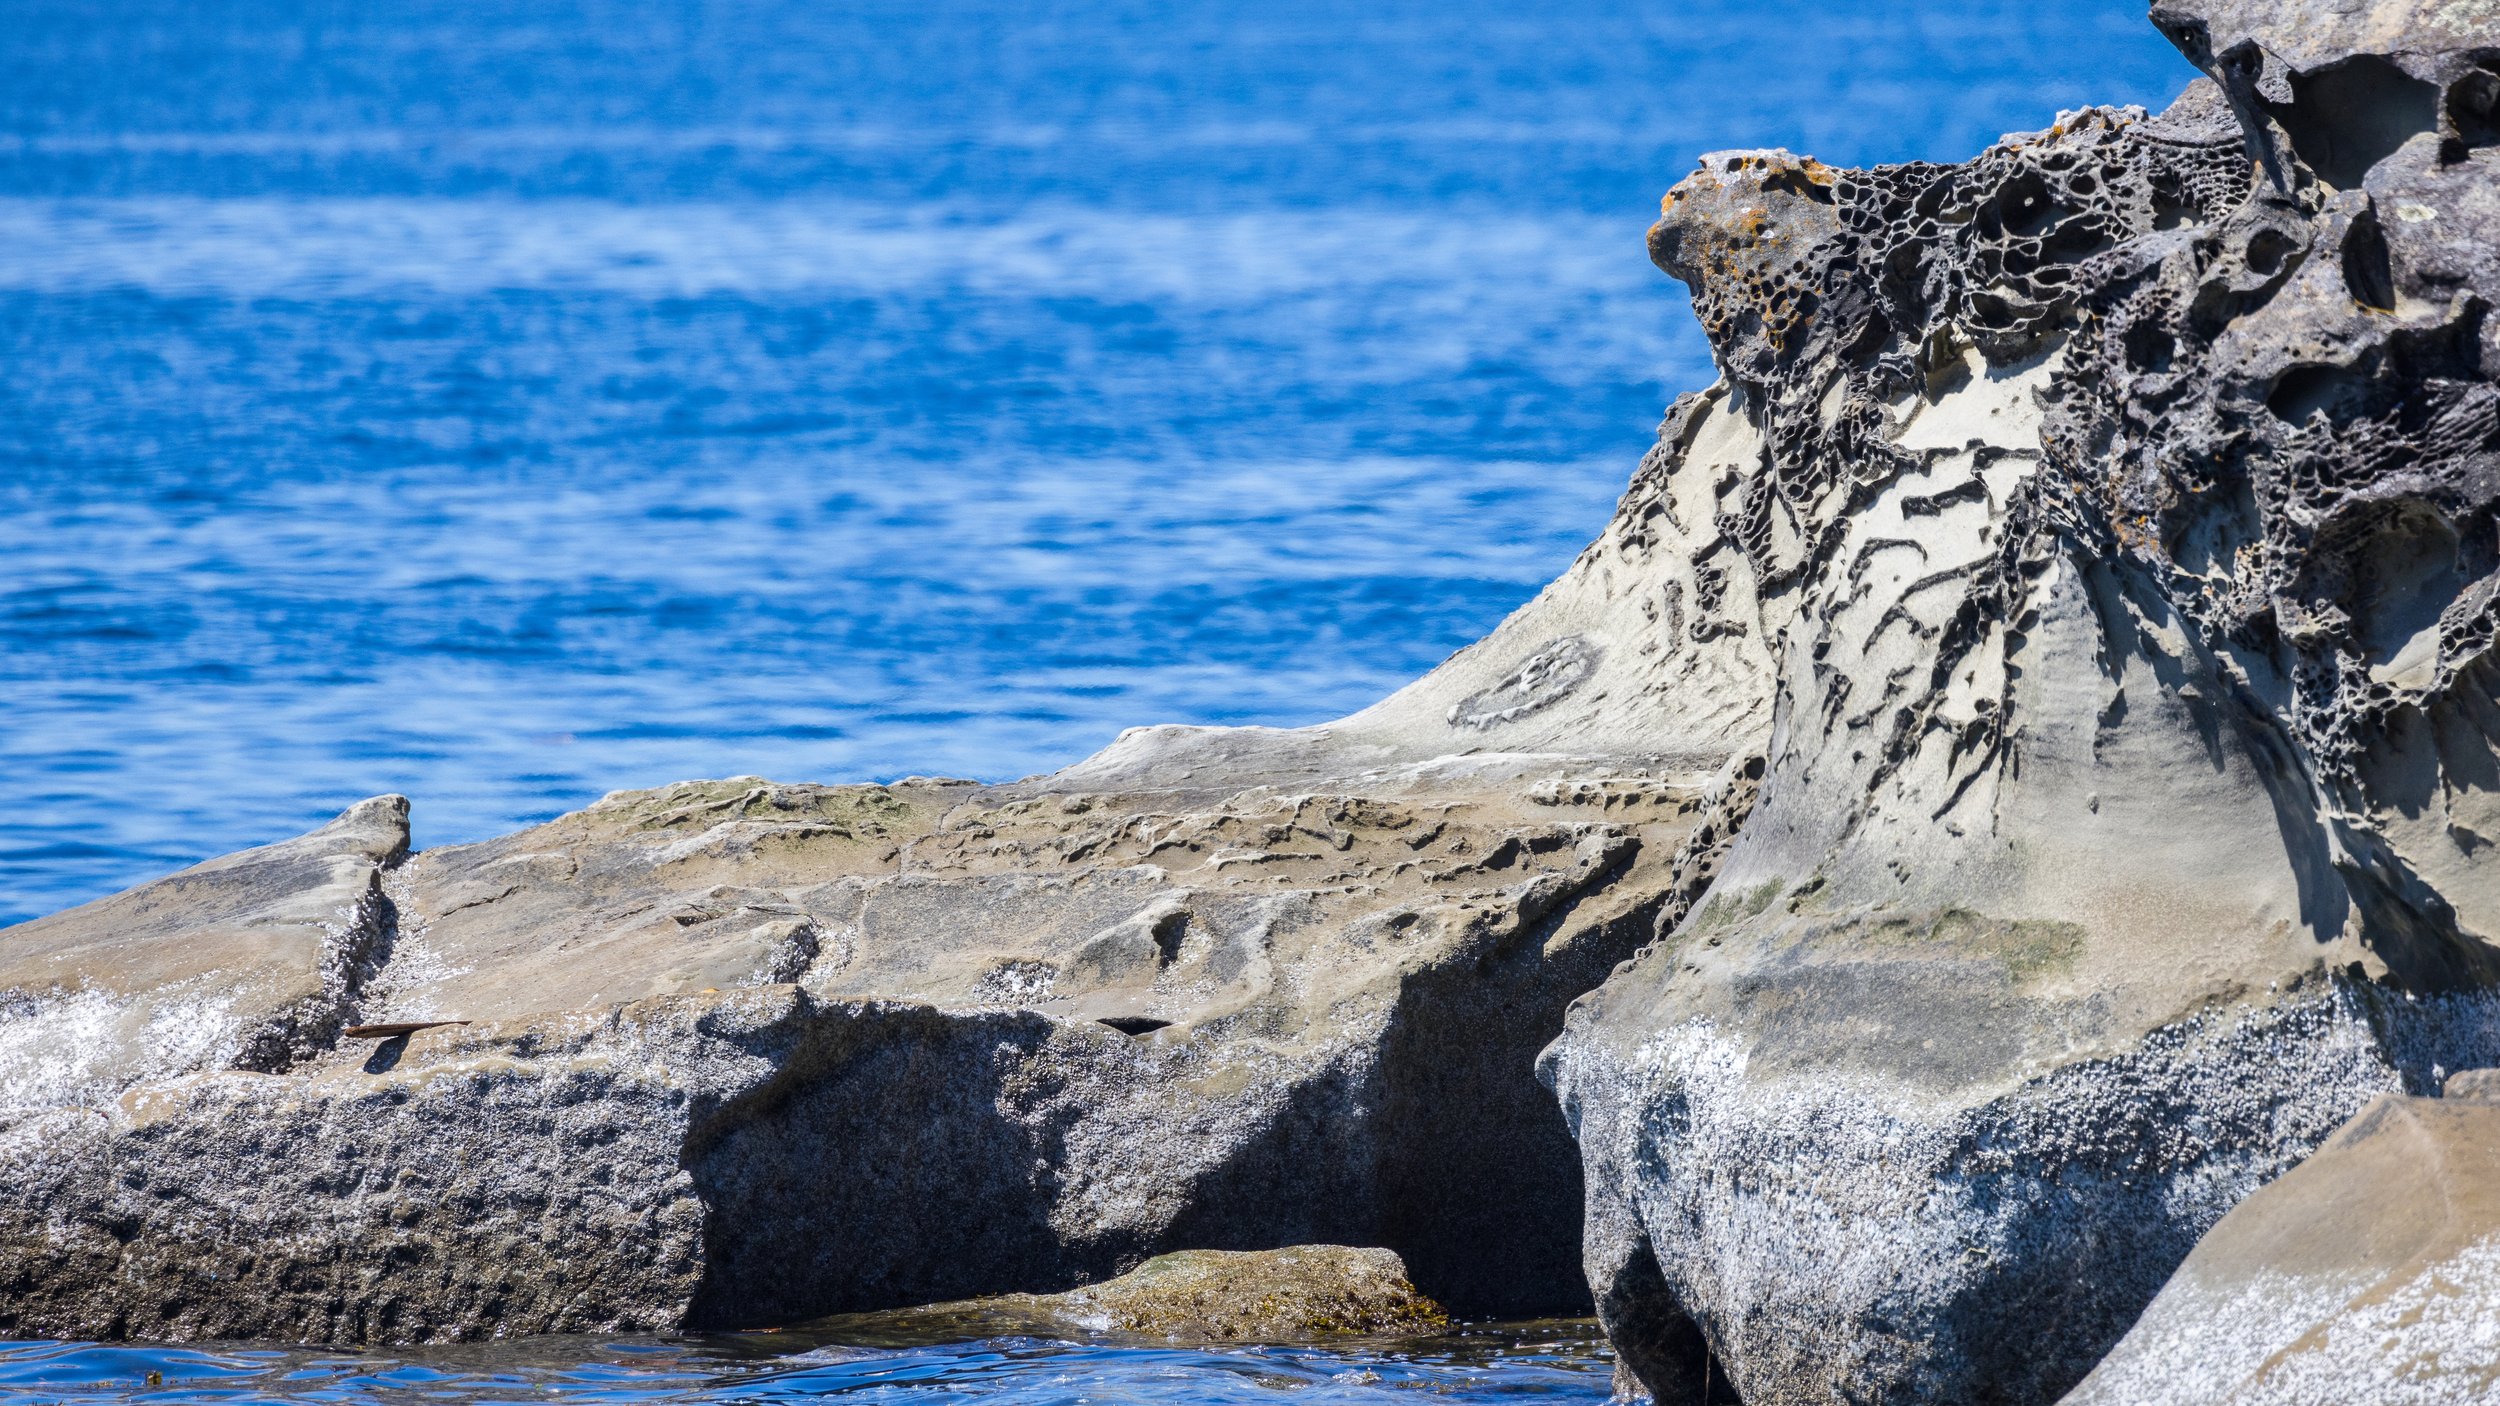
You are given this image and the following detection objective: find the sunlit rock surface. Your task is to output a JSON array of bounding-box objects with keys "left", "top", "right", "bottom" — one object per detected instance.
[
  {"left": 3, "top": 0, "right": 2497, "bottom": 1388},
  {"left": 1541, "top": 3, "right": 2500, "bottom": 1403},
  {"left": 2062, "top": 1073, "right": 2500, "bottom": 1406},
  {"left": 0, "top": 430, "right": 1774, "bottom": 1340},
  {"left": 0, "top": 797, "right": 408, "bottom": 1107},
  {"left": 809, "top": 1245, "right": 1450, "bottom": 1344}
]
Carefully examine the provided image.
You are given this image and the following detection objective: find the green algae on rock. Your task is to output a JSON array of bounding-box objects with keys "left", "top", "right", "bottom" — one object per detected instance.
[{"left": 809, "top": 1246, "right": 1451, "bottom": 1345}]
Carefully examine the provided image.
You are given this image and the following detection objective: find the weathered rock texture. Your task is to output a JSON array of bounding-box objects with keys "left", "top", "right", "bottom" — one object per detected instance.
[
  {"left": 4, "top": 0, "right": 2496, "bottom": 1387},
  {"left": 0, "top": 430, "right": 1774, "bottom": 1341},
  {"left": 2061, "top": 1075, "right": 2500, "bottom": 1406},
  {"left": 810, "top": 1245, "right": 1449, "bottom": 1344},
  {"left": 0, "top": 797, "right": 409, "bottom": 1109},
  {"left": 1541, "top": 3, "right": 2500, "bottom": 1404}
]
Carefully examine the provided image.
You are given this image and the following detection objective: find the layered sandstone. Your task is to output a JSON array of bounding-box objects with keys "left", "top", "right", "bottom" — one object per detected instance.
[
  {"left": 0, "top": 447, "right": 1772, "bottom": 1339},
  {"left": 1, "top": 4, "right": 2494, "bottom": 1400},
  {"left": 1543, "top": 3, "right": 2500, "bottom": 1402}
]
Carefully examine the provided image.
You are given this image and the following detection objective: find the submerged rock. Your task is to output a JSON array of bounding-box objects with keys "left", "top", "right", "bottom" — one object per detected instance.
[
  {"left": 812, "top": 1245, "right": 1449, "bottom": 1344},
  {"left": 2061, "top": 1076, "right": 2500, "bottom": 1405}
]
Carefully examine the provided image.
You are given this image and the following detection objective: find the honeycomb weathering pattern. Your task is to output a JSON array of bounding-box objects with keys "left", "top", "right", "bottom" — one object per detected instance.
[
  {"left": 1642, "top": 97, "right": 2269, "bottom": 833},
  {"left": 1546, "top": 4, "right": 2500, "bottom": 1404}
]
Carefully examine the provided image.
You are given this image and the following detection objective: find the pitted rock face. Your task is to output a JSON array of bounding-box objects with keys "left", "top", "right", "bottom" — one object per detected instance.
[
  {"left": 1547, "top": 6, "right": 2500, "bottom": 1406},
  {"left": 2040, "top": 11, "right": 2500, "bottom": 969},
  {"left": 2154, "top": 0, "right": 2500, "bottom": 184},
  {"left": 1639, "top": 100, "right": 2258, "bottom": 617},
  {"left": 2158, "top": 0, "right": 2500, "bottom": 72},
  {"left": 1649, "top": 150, "right": 1848, "bottom": 371}
]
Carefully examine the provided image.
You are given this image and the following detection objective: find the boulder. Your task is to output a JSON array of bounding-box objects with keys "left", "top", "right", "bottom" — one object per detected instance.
[
  {"left": 1541, "top": 2, "right": 2500, "bottom": 1403},
  {"left": 2062, "top": 1077, "right": 2500, "bottom": 1405},
  {"left": 811, "top": 1245, "right": 1449, "bottom": 1344}
]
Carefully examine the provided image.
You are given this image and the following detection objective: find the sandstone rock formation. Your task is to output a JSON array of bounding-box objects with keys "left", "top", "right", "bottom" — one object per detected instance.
[
  {"left": 0, "top": 453, "right": 1773, "bottom": 1341},
  {"left": 2, "top": 0, "right": 2494, "bottom": 1395},
  {"left": 0, "top": 796, "right": 409, "bottom": 1109},
  {"left": 2061, "top": 1074, "right": 2500, "bottom": 1406},
  {"left": 809, "top": 1245, "right": 1449, "bottom": 1344},
  {"left": 1541, "top": 3, "right": 2500, "bottom": 1403}
]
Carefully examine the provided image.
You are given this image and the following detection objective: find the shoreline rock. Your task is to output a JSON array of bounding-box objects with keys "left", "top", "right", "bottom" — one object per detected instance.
[
  {"left": 0, "top": 482, "right": 1773, "bottom": 1340},
  {"left": 1540, "top": 2, "right": 2500, "bottom": 1402},
  {"left": 0, "top": 2, "right": 2494, "bottom": 1398},
  {"left": 2061, "top": 1073, "right": 2500, "bottom": 1405},
  {"left": 803, "top": 1245, "right": 1450, "bottom": 1345},
  {"left": 0, "top": 795, "right": 409, "bottom": 1109}
]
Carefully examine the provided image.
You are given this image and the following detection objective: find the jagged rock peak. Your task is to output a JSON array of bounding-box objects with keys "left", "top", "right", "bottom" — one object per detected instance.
[{"left": 1547, "top": 3, "right": 2500, "bottom": 1404}]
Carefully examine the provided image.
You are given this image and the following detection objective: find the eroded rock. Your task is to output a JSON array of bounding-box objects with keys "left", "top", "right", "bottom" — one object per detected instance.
[
  {"left": 810, "top": 1245, "right": 1450, "bottom": 1344},
  {"left": 2062, "top": 1079, "right": 2500, "bottom": 1405},
  {"left": 0, "top": 413, "right": 1777, "bottom": 1340},
  {"left": 3, "top": 0, "right": 2492, "bottom": 1383},
  {"left": 0, "top": 795, "right": 407, "bottom": 1109},
  {"left": 1542, "top": 3, "right": 2500, "bottom": 1403}
]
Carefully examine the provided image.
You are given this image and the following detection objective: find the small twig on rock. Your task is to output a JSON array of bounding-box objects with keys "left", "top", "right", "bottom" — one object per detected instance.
[{"left": 341, "top": 1021, "right": 468, "bottom": 1039}]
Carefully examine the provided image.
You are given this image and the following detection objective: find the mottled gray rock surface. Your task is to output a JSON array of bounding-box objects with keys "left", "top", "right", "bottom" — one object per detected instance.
[
  {"left": 0, "top": 447, "right": 1773, "bottom": 1341},
  {"left": 0, "top": 795, "right": 408, "bottom": 1107},
  {"left": 2063, "top": 1078, "right": 2500, "bottom": 1405},
  {"left": 1542, "top": 2, "right": 2500, "bottom": 1404},
  {"left": 810, "top": 1245, "right": 1449, "bottom": 1344}
]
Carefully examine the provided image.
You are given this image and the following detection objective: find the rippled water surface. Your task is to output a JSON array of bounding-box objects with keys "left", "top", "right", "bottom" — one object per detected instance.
[
  {"left": 0, "top": 0, "right": 2197, "bottom": 924},
  {"left": 0, "top": 1323, "right": 1613, "bottom": 1406}
]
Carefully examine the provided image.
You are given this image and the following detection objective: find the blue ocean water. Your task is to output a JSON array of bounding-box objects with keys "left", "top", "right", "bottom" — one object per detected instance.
[
  {"left": 0, "top": 0, "right": 2196, "bottom": 930},
  {"left": 0, "top": 1321, "right": 1612, "bottom": 1406}
]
